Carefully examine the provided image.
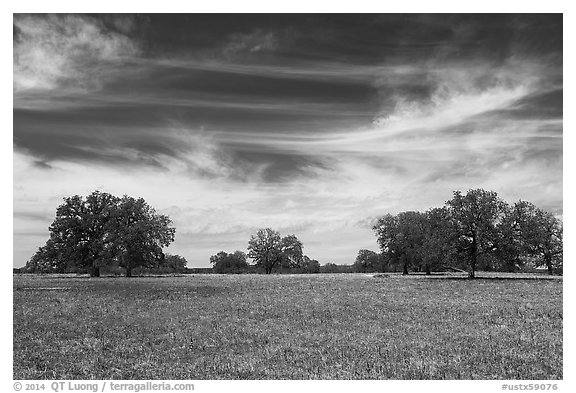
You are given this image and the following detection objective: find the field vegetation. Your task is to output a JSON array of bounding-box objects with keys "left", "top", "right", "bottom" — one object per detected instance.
[{"left": 13, "top": 273, "right": 562, "bottom": 380}]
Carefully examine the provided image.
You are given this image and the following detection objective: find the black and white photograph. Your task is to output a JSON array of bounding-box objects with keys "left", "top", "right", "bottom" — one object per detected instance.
[{"left": 11, "top": 10, "right": 565, "bottom": 387}]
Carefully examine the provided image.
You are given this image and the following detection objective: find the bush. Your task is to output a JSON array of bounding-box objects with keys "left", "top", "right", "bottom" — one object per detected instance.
[{"left": 210, "top": 251, "right": 250, "bottom": 274}]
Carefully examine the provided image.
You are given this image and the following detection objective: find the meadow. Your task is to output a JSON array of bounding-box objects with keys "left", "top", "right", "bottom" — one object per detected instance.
[{"left": 13, "top": 273, "right": 562, "bottom": 380}]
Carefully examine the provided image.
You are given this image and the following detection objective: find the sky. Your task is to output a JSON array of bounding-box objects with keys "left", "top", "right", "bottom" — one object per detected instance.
[{"left": 13, "top": 14, "right": 563, "bottom": 268}]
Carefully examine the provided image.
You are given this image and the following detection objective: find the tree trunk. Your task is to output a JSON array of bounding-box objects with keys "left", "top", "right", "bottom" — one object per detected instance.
[
  {"left": 468, "top": 254, "right": 476, "bottom": 279},
  {"left": 123, "top": 254, "right": 133, "bottom": 277},
  {"left": 468, "top": 237, "right": 477, "bottom": 279},
  {"left": 90, "top": 266, "right": 100, "bottom": 277},
  {"left": 468, "top": 256, "right": 476, "bottom": 279},
  {"left": 545, "top": 254, "right": 553, "bottom": 275}
]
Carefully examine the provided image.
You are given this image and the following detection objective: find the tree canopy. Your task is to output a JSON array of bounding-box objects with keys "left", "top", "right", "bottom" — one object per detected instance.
[
  {"left": 446, "top": 189, "right": 507, "bottom": 278},
  {"left": 26, "top": 191, "right": 175, "bottom": 277},
  {"left": 247, "top": 228, "right": 304, "bottom": 274},
  {"left": 107, "top": 195, "right": 175, "bottom": 277},
  {"left": 210, "top": 251, "right": 249, "bottom": 274},
  {"left": 372, "top": 189, "right": 562, "bottom": 278},
  {"left": 353, "top": 249, "right": 382, "bottom": 273},
  {"left": 513, "top": 201, "right": 563, "bottom": 274}
]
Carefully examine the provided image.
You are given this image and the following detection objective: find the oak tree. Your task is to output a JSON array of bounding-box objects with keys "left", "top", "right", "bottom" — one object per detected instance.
[
  {"left": 445, "top": 189, "right": 506, "bottom": 278},
  {"left": 514, "top": 201, "right": 563, "bottom": 274},
  {"left": 30, "top": 191, "right": 175, "bottom": 277},
  {"left": 107, "top": 195, "right": 175, "bottom": 277},
  {"left": 247, "top": 228, "right": 303, "bottom": 274}
]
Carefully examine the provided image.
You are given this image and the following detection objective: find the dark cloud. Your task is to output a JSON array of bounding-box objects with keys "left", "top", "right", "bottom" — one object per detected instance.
[
  {"left": 222, "top": 29, "right": 280, "bottom": 57},
  {"left": 512, "top": 89, "right": 563, "bottom": 120},
  {"left": 13, "top": 108, "right": 174, "bottom": 171},
  {"left": 98, "top": 14, "right": 562, "bottom": 67},
  {"left": 32, "top": 160, "right": 53, "bottom": 170},
  {"left": 134, "top": 62, "right": 378, "bottom": 104},
  {"left": 230, "top": 150, "right": 332, "bottom": 183}
]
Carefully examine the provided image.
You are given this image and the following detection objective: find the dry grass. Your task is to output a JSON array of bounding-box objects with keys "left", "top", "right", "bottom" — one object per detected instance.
[{"left": 13, "top": 273, "right": 562, "bottom": 379}]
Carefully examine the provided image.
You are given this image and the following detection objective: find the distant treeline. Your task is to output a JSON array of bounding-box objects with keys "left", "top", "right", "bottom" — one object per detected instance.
[
  {"left": 21, "top": 189, "right": 562, "bottom": 278},
  {"left": 366, "top": 189, "right": 562, "bottom": 277},
  {"left": 208, "top": 189, "right": 562, "bottom": 277}
]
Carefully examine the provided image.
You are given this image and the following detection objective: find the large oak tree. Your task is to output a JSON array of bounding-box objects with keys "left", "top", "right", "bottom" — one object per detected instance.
[
  {"left": 107, "top": 195, "right": 175, "bottom": 277},
  {"left": 445, "top": 189, "right": 507, "bottom": 278},
  {"left": 514, "top": 201, "right": 563, "bottom": 274},
  {"left": 27, "top": 191, "right": 175, "bottom": 277}
]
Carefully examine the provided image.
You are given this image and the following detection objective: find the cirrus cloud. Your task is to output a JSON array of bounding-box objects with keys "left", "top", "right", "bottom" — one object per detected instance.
[{"left": 14, "top": 14, "right": 140, "bottom": 93}]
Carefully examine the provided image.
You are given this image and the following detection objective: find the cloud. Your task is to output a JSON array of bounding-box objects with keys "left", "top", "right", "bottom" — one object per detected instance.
[
  {"left": 222, "top": 29, "right": 279, "bottom": 57},
  {"left": 12, "top": 15, "right": 562, "bottom": 268},
  {"left": 364, "top": 60, "right": 545, "bottom": 143},
  {"left": 13, "top": 14, "right": 140, "bottom": 93},
  {"left": 148, "top": 57, "right": 380, "bottom": 85}
]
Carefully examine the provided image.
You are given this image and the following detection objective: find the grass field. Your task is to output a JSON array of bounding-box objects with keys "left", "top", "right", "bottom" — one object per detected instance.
[{"left": 13, "top": 273, "right": 562, "bottom": 380}]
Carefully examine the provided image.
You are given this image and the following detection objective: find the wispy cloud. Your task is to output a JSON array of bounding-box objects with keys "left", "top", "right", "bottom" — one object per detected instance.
[{"left": 13, "top": 14, "right": 140, "bottom": 93}]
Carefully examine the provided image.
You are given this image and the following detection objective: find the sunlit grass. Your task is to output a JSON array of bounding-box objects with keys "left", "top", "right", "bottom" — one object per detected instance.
[{"left": 13, "top": 273, "right": 562, "bottom": 379}]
